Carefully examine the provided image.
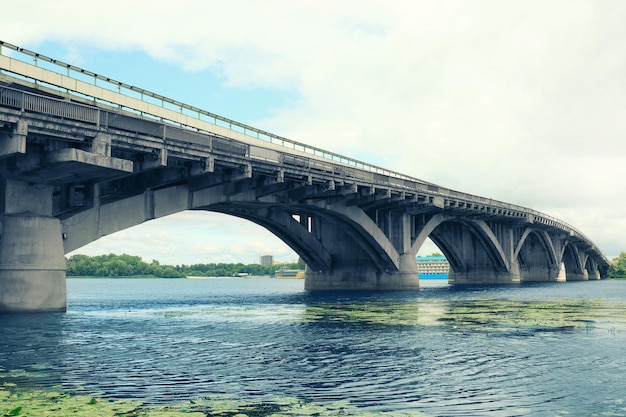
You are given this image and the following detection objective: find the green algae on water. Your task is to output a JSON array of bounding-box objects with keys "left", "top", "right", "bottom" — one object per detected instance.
[
  {"left": 0, "top": 385, "right": 428, "bottom": 417},
  {"left": 0, "top": 388, "right": 145, "bottom": 417},
  {"left": 303, "top": 298, "right": 626, "bottom": 333},
  {"left": 304, "top": 301, "right": 427, "bottom": 326},
  {"left": 441, "top": 299, "right": 626, "bottom": 333}
]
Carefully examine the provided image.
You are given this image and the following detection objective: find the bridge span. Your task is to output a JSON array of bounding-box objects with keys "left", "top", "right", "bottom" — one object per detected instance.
[{"left": 0, "top": 41, "right": 610, "bottom": 312}]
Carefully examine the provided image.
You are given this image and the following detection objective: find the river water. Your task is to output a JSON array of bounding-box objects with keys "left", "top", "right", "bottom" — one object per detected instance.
[{"left": 2, "top": 278, "right": 626, "bottom": 416}]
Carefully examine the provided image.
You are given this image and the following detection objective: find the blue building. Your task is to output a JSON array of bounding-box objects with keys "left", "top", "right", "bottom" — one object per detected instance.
[{"left": 416, "top": 255, "right": 449, "bottom": 280}]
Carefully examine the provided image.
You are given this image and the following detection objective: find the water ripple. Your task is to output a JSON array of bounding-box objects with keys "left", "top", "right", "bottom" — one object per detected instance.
[{"left": 2, "top": 279, "right": 626, "bottom": 416}]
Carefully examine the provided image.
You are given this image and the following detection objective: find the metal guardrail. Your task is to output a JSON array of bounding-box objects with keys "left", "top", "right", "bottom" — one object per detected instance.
[
  {"left": 0, "top": 40, "right": 418, "bottom": 181},
  {"left": 0, "top": 41, "right": 603, "bottom": 254}
]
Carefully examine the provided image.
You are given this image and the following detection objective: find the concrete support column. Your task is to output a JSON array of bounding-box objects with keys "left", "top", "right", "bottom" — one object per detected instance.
[
  {"left": 304, "top": 256, "right": 420, "bottom": 291},
  {"left": 377, "top": 252, "right": 420, "bottom": 290},
  {"left": 449, "top": 261, "right": 521, "bottom": 285},
  {"left": 436, "top": 221, "right": 521, "bottom": 285},
  {"left": 556, "top": 263, "right": 567, "bottom": 282},
  {"left": 566, "top": 269, "right": 589, "bottom": 281},
  {"left": 0, "top": 214, "right": 67, "bottom": 312},
  {"left": 521, "top": 265, "right": 563, "bottom": 282},
  {"left": 448, "top": 268, "right": 521, "bottom": 285},
  {"left": 305, "top": 266, "right": 382, "bottom": 290},
  {"left": 304, "top": 211, "right": 420, "bottom": 291},
  {"left": 588, "top": 270, "right": 601, "bottom": 280}
]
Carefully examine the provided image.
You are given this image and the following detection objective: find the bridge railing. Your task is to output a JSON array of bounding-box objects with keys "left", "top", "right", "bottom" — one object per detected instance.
[
  {"left": 0, "top": 42, "right": 600, "bottom": 252},
  {"left": 0, "top": 40, "right": 425, "bottom": 183}
]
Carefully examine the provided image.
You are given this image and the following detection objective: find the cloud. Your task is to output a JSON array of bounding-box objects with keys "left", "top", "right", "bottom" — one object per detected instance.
[
  {"left": 6, "top": 0, "right": 626, "bottom": 261},
  {"left": 68, "top": 212, "right": 298, "bottom": 265}
]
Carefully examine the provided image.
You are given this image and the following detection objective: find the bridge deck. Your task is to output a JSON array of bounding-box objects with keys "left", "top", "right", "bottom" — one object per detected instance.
[{"left": 0, "top": 40, "right": 606, "bottom": 261}]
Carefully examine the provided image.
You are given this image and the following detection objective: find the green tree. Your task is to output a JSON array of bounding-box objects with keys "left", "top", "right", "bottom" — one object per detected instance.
[
  {"left": 608, "top": 252, "right": 626, "bottom": 279},
  {"left": 66, "top": 254, "right": 304, "bottom": 278},
  {"left": 296, "top": 257, "right": 306, "bottom": 269}
]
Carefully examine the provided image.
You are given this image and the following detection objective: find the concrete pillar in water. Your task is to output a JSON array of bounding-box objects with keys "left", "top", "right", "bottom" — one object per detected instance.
[
  {"left": 304, "top": 211, "right": 419, "bottom": 291},
  {"left": 556, "top": 263, "right": 567, "bottom": 282},
  {"left": 0, "top": 214, "right": 67, "bottom": 312},
  {"left": 520, "top": 264, "right": 564, "bottom": 283},
  {"left": 566, "top": 269, "right": 589, "bottom": 281},
  {"left": 588, "top": 269, "right": 601, "bottom": 280},
  {"left": 305, "top": 252, "right": 420, "bottom": 291},
  {"left": 448, "top": 266, "right": 521, "bottom": 285},
  {"left": 0, "top": 177, "right": 67, "bottom": 313},
  {"left": 377, "top": 252, "right": 421, "bottom": 290}
]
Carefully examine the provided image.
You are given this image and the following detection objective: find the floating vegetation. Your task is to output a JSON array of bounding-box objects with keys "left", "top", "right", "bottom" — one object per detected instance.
[
  {"left": 443, "top": 298, "right": 626, "bottom": 335},
  {"left": 304, "top": 301, "right": 426, "bottom": 326},
  {"left": 303, "top": 298, "right": 626, "bottom": 333},
  {"left": 0, "top": 388, "right": 146, "bottom": 417},
  {"left": 149, "top": 305, "right": 305, "bottom": 324},
  {"left": 177, "top": 394, "right": 360, "bottom": 416},
  {"left": 132, "top": 297, "right": 626, "bottom": 335},
  {"left": 0, "top": 385, "right": 426, "bottom": 417}
]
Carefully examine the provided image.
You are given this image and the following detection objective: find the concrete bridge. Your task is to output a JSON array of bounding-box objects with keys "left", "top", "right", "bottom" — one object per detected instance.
[{"left": 0, "top": 41, "right": 610, "bottom": 312}]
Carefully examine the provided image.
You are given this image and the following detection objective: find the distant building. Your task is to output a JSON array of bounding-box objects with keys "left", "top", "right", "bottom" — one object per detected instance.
[
  {"left": 416, "top": 255, "right": 449, "bottom": 279},
  {"left": 259, "top": 255, "right": 274, "bottom": 266}
]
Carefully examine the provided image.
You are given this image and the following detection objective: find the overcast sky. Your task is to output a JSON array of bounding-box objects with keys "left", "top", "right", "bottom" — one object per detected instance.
[{"left": 3, "top": 0, "right": 625, "bottom": 265}]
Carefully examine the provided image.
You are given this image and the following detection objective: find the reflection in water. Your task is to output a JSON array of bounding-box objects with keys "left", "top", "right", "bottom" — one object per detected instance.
[
  {"left": 0, "top": 313, "right": 66, "bottom": 389},
  {"left": 1, "top": 278, "right": 626, "bottom": 416}
]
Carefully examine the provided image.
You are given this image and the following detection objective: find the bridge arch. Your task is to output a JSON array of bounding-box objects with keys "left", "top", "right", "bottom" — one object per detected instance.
[
  {"left": 61, "top": 181, "right": 419, "bottom": 290},
  {"left": 204, "top": 204, "right": 332, "bottom": 272},
  {"left": 206, "top": 201, "right": 403, "bottom": 276},
  {"left": 561, "top": 242, "right": 588, "bottom": 281},
  {"left": 514, "top": 228, "right": 562, "bottom": 282},
  {"left": 584, "top": 255, "right": 602, "bottom": 280},
  {"left": 412, "top": 214, "right": 519, "bottom": 284}
]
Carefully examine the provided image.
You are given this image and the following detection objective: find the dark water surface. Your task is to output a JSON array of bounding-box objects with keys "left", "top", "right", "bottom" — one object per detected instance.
[{"left": 2, "top": 278, "right": 626, "bottom": 416}]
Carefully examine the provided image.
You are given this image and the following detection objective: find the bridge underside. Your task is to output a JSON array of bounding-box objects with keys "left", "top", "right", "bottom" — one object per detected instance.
[
  {"left": 0, "top": 80, "right": 610, "bottom": 312},
  {"left": 0, "top": 175, "right": 606, "bottom": 313}
]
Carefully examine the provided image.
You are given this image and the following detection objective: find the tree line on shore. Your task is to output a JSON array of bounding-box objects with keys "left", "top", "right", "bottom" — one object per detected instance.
[
  {"left": 608, "top": 252, "right": 626, "bottom": 279},
  {"left": 66, "top": 252, "right": 626, "bottom": 279},
  {"left": 66, "top": 253, "right": 304, "bottom": 278}
]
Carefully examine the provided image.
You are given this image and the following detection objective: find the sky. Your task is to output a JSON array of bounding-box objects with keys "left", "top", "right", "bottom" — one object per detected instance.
[{"left": 2, "top": 0, "right": 625, "bottom": 265}]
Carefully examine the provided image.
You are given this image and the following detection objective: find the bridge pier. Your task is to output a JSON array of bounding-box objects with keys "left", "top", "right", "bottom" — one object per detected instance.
[
  {"left": 302, "top": 206, "right": 420, "bottom": 291},
  {"left": 304, "top": 252, "right": 420, "bottom": 291},
  {"left": 0, "top": 179, "right": 67, "bottom": 313},
  {"left": 448, "top": 266, "right": 521, "bottom": 285},
  {"left": 516, "top": 231, "right": 565, "bottom": 282},
  {"left": 566, "top": 270, "right": 589, "bottom": 281},
  {"left": 0, "top": 214, "right": 66, "bottom": 312},
  {"left": 520, "top": 265, "right": 565, "bottom": 282},
  {"left": 588, "top": 269, "right": 601, "bottom": 280}
]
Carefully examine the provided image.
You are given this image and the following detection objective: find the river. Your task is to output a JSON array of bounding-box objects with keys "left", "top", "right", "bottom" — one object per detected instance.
[{"left": 1, "top": 278, "right": 626, "bottom": 416}]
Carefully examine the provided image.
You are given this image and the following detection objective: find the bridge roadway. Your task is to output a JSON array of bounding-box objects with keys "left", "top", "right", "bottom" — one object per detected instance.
[{"left": 0, "top": 41, "right": 610, "bottom": 312}]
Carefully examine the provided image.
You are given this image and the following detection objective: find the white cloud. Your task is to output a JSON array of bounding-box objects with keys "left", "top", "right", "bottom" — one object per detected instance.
[
  {"left": 6, "top": 0, "right": 626, "bottom": 262},
  {"left": 69, "top": 211, "right": 298, "bottom": 265}
]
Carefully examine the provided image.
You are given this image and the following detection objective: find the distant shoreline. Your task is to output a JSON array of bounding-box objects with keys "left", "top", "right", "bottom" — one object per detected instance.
[
  {"left": 67, "top": 275, "right": 269, "bottom": 279},
  {"left": 67, "top": 275, "right": 184, "bottom": 279}
]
